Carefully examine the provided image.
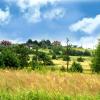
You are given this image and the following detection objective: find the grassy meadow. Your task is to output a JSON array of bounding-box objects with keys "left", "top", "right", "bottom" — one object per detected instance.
[
  {"left": 0, "top": 69, "right": 100, "bottom": 100},
  {"left": 0, "top": 44, "right": 99, "bottom": 100}
]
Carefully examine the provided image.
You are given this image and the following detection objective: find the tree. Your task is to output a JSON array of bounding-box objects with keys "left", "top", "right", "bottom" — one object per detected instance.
[
  {"left": 52, "top": 53, "right": 57, "bottom": 59},
  {"left": 32, "top": 51, "right": 53, "bottom": 67},
  {"left": 63, "top": 55, "right": 70, "bottom": 61},
  {"left": 66, "top": 38, "right": 71, "bottom": 71},
  {"left": 26, "top": 39, "right": 33, "bottom": 45},
  {"left": 91, "top": 40, "right": 100, "bottom": 73},
  {"left": 0, "top": 40, "right": 12, "bottom": 46},
  {"left": 0, "top": 48, "right": 20, "bottom": 68},
  {"left": 33, "top": 40, "right": 39, "bottom": 48},
  {"left": 15, "top": 45, "right": 30, "bottom": 67},
  {"left": 84, "top": 50, "right": 91, "bottom": 56}
]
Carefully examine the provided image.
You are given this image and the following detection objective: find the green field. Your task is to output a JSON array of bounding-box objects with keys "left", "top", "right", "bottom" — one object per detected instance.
[{"left": 0, "top": 69, "right": 100, "bottom": 100}]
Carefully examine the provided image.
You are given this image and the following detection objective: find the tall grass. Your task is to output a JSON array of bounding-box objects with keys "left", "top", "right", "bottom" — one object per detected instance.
[
  {"left": 0, "top": 69, "right": 100, "bottom": 99},
  {"left": 0, "top": 90, "right": 100, "bottom": 100}
]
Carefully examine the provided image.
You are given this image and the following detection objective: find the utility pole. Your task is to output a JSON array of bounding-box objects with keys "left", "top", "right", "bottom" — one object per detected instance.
[{"left": 66, "top": 38, "right": 70, "bottom": 71}]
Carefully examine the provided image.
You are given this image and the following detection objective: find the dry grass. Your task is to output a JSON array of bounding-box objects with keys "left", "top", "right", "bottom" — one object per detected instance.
[
  {"left": 52, "top": 59, "right": 91, "bottom": 70},
  {"left": 0, "top": 69, "right": 100, "bottom": 96}
]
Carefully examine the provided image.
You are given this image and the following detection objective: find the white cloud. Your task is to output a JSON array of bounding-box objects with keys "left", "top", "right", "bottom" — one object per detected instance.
[
  {"left": 5, "top": 0, "right": 61, "bottom": 12},
  {"left": 73, "top": 35, "right": 100, "bottom": 49},
  {"left": 24, "top": 7, "right": 41, "bottom": 23},
  {"left": 0, "top": 7, "right": 10, "bottom": 25},
  {"left": 70, "top": 14, "right": 100, "bottom": 34},
  {"left": 43, "top": 8, "right": 65, "bottom": 20},
  {"left": 5, "top": 0, "right": 62, "bottom": 23}
]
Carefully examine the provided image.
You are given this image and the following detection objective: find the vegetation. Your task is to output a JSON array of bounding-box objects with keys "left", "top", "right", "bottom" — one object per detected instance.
[
  {"left": 0, "top": 39, "right": 92, "bottom": 71},
  {"left": 0, "top": 70, "right": 99, "bottom": 100},
  {"left": 77, "top": 56, "right": 84, "bottom": 62},
  {"left": 0, "top": 48, "right": 20, "bottom": 68},
  {"left": 91, "top": 40, "right": 100, "bottom": 73},
  {"left": 0, "top": 38, "right": 99, "bottom": 99},
  {"left": 69, "top": 62, "right": 83, "bottom": 73}
]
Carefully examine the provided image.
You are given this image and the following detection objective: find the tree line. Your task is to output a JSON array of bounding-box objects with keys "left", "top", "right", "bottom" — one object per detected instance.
[{"left": 0, "top": 39, "right": 99, "bottom": 73}]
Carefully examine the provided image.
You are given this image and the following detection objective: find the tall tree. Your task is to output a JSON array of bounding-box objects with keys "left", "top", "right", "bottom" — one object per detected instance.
[
  {"left": 26, "top": 39, "right": 33, "bottom": 45},
  {"left": 91, "top": 39, "right": 100, "bottom": 73},
  {"left": 66, "top": 38, "right": 70, "bottom": 71}
]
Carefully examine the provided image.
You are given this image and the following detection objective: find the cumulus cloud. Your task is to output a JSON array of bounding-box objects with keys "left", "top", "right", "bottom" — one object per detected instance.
[
  {"left": 43, "top": 8, "right": 65, "bottom": 20},
  {"left": 5, "top": 0, "right": 63, "bottom": 23},
  {"left": 24, "top": 7, "right": 41, "bottom": 23},
  {"left": 70, "top": 14, "right": 100, "bottom": 34},
  {"left": 73, "top": 35, "right": 100, "bottom": 49},
  {"left": 0, "top": 7, "right": 10, "bottom": 25}
]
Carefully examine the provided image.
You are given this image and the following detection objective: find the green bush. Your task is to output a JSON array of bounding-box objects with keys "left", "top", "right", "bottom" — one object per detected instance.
[
  {"left": 52, "top": 53, "right": 57, "bottom": 59},
  {"left": 69, "top": 62, "right": 83, "bottom": 73},
  {"left": 60, "top": 66, "right": 66, "bottom": 72},
  {"left": 91, "top": 40, "right": 100, "bottom": 73},
  {"left": 0, "top": 48, "right": 20, "bottom": 68},
  {"left": 77, "top": 57, "right": 84, "bottom": 62},
  {"left": 63, "top": 55, "right": 70, "bottom": 61},
  {"left": 36, "top": 51, "right": 53, "bottom": 65},
  {"left": 15, "top": 45, "right": 30, "bottom": 67}
]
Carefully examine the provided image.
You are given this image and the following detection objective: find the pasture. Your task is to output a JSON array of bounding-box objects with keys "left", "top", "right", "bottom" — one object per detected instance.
[{"left": 0, "top": 69, "right": 100, "bottom": 100}]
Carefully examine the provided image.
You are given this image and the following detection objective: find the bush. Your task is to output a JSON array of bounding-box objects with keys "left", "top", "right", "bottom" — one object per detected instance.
[
  {"left": 32, "top": 51, "right": 54, "bottom": 68},
  {"left": 50, "top": 66, "right": 56, "bottom": 71},
  {"left": 60, "top": 66, "right": 66, "bottom": 72},
  {"left": 69, "top": 62, "right": 83, "bottom": 73},
  {"left": 91, "top": 40, "right": 100, "bottom": 73},
  {"left": 52, "top": 53, "right": 57, "bottom": 59},
  {"left": 15, "top": 45, "right": 30, "bottom": 67},
  {"left": 77, "top": 57, "right": 84, "bottom": 62},
  {"left": 63, "top": 56, "right": 71, "bottom": 61},
  {"left": 0, "top": 48, "right": 20, "bottom": 68},
  {"left": 32, "top": 61, "right": 38, "bottom": 70}
]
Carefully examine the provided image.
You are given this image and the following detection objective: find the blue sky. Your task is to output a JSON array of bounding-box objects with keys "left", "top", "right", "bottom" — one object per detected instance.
[{"left": 0, "top": 0, "right": 100, "bottom": 48}]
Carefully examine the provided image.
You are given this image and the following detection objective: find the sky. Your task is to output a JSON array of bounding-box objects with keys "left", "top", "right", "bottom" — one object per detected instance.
[{"left": 0, "top": 0, "right": 100, "bottom": 48}]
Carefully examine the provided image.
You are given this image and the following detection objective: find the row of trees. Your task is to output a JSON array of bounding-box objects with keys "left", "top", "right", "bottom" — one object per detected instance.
[
  {"left": 0, "top": 44, "right": 54, "bottom": 69},
  {"left": 0, "top": 39, "right": 99, "bottom": 73}
]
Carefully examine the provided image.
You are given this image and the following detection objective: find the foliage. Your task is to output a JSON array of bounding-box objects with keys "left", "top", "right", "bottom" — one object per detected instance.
[
  {"left": 63, "top": 55, "right": 70, "bottom": 61},
  {"left": 0, "top": 40, "right": 12, "bottom": 46},
  {"left": 60, "top": 66, "right": 66, "bottom": 72},
  {"left": 91, "top": 40, "right": 100, "bottom": 73},
  {"left": 63, "top": 48, "right": 91, "bottom": 56},
  {"left": 84, "top": 50, "right": 91, "bottom": 56},
  {"left": 52, "top": 53, "right": 57, "bottom": 59},
  {"left": 69, "top": 62, "right": 83, "bottom": 73},
  {"left": 77, "top": 57, "right": 84, "bottom": 62},
  {"left": 32, "top": 50, "right": 53, "bottom": 69},
  {"left": 52, "top": 46, "right": 62, "bottom": 55},
  {"left": 15, "top": 45, "right": 30, "bottom": 67},
  {"left": 37, "top": 52, "right": 53, "bottom": 65},
  {"left": 0, "top": 48, "right": 20, "bottom": 68}
]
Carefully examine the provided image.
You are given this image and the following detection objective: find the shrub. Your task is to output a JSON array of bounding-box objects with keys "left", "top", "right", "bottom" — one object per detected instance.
[
  {"left": 91, "top": 40, "right": 100, "bottom": 73},
  {"left": 69, "top": 62, "right": 83, "bottom": 73},
  {"left": 63, "top": 55, "right": 71, "bottom": 61},
  {"left": 15, "top": 45, "right": 30, "bottom": 67},
  {"left": 77, "top": 57, "right": 84, "bottom": 62},
  {"left": 32, "top": 61, "right": 38, "bottom": 70},
  {"left": 32, "top": 51, "right": 54, "bottom": 68},
  {"left": 52, "top": 53, "right": 57, "bottom": 59},
  {"left": 0, "top": 48, "right": 20, "bottom": 68},
  {"left": 60, "top": 66, "right": 66, "bottom": 72},
  {"left": 50, "top": 66, "right": 56, "bottom": 71}
]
